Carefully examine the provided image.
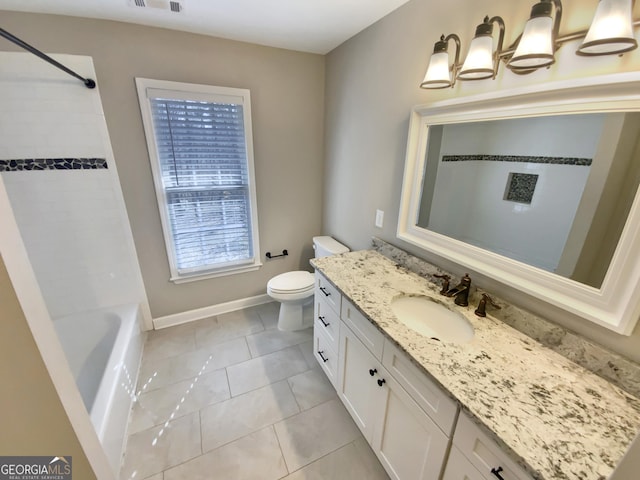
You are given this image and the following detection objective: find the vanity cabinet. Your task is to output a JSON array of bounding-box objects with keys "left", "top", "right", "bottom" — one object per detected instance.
[{"left": 313, "top": 271, "right": 534, "bottom": 480}]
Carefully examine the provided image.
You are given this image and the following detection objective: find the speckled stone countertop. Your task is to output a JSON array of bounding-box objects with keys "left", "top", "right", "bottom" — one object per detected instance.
[{"left": 311, "top": 250, "right": 640, "bottom": 480}]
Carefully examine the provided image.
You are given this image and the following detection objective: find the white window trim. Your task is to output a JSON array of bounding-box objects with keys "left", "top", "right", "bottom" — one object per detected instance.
[{"left": 135, "top": 77, "right": 261, "bottom": 283}]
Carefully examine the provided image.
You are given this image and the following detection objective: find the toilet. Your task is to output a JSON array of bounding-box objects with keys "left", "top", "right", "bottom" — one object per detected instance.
[{"left": 267, "top": 236, "right": 349, "bottom": 331}]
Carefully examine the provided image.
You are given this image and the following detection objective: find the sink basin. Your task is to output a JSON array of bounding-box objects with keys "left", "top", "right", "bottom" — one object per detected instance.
[{"left": 390, "top": 295, "right": 474, "bottom": 343}]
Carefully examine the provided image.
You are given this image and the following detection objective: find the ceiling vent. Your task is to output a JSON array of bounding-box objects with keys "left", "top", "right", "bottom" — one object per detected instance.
[{"left": 129, "top": 0, "right": 184, "bottom": 13}]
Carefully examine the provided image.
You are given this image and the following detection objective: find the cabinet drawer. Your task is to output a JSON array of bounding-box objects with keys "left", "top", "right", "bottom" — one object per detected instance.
[
  {"left": 341, "top": 298, "right": 385, "bottom": 360},
  {"left": 442, "top": 446, "right": 486, "bottom": 480},
  {"left": 314, "top": 327, "right": 339, "bottom": 388},
  {"left": 315, "top": 271, "right": 341, "bottom": 314},
  {"left": 382, "top": 340, "right": 458, "bottom": 436},
  {"left": 453, "top": 413, "right": 533, "bottom": 480},
  {"left": 314, "top": 293, "right": 340, "bottom": 352}
]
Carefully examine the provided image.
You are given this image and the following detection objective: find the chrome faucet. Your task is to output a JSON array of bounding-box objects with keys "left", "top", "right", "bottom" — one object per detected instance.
[{"left": 446, "top": 273, "right": 471, "bottom": 306}]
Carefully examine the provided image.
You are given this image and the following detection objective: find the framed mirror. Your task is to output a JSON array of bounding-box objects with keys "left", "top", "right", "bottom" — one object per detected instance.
[{"left": 398, "top": 73, "right": 640, "bottom": 334}]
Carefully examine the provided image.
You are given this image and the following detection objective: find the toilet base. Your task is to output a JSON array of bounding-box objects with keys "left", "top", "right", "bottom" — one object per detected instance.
[{"left": 277, "top": 299, "right": 313, "bottom": 331}]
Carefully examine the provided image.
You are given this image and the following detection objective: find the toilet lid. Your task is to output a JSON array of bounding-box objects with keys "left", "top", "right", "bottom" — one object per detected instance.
[{"left": 268, "top": 271, "right": 314, "bottom": 294}]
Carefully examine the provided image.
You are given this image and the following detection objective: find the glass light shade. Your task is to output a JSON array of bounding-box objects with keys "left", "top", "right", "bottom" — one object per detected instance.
[
  {"left": 509, "top": 15, "right": 555, "bottom": 69},
  {"left": 459, "top": 35, "right": 495, "bottom": 80},
  {"left": 420, "top": 51, "right": 453, "bottom": 89},
  {"left": 577, "top": 0, "right": 638, "bottom": 55}
]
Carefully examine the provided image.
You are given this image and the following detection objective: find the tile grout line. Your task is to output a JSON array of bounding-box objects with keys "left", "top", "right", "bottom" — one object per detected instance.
[
  {"left": 199, "top": 378, "right": 303, "bottom": 455},
  {"left": 198, "top": 408, "right": 204, "bottom": 456},
  {"left": 271, "top": 422, "right": 292, "bottom": 476},
  {"left": 286, "top": 375, "right": 304, "bottom": 414},
  {"left": 284, "top": 439, "right": 362, "bottom": 478},
  {"left": 226, "top": 343, "right": 312, "bottom": 397}
]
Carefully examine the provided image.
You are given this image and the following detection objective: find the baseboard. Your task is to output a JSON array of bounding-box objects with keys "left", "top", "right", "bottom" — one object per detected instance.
[{"left": 152, "top": 293, "right": 273, "bottom": 330}]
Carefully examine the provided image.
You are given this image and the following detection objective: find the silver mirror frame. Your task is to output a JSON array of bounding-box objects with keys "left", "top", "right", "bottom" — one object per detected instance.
[{"left": 398, "top": 72, "right": 640, "bottom": 335}]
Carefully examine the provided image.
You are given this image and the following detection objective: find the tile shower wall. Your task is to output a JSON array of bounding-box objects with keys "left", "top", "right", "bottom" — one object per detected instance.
[
  {"left": 0, "top": 52, "right": 146, "bottom": 319},
  {"left": 424, "top": 114, "right": 607, "bottom": 273}
]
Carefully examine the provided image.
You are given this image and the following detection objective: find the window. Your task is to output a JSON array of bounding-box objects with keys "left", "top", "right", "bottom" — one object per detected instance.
[{"left": 136, "top": 78, "right": 260, "bottom": 282}]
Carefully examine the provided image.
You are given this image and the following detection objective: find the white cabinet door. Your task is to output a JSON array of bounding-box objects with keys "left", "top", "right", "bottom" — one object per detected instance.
[
  {"left": 372, "top": 371, "right": 450, "bottom": 480},
  {"left": 337, "top": 321, "right": 382, "bottom": 442},
  {"left": 340, "top": 322, "right": 451, "bottom": 480},
  {"left": 453, "top": 414, "right": 533, "bottom": 480},
  {"left": 442, "top": 447, "right": 487, "bottom": 480},
  {"left": 382, "top": 340, "right": 458, "bottom": 436}
]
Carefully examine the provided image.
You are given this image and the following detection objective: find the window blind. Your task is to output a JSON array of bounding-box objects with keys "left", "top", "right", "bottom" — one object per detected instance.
[{"left": 149, "top": 96, "right": 254, "bottom": 272}]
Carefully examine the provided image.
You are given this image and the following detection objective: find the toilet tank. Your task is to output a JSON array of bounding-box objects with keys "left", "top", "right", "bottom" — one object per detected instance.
[{"left": 313, "top": 236, "right": 349, "bottom": 258}]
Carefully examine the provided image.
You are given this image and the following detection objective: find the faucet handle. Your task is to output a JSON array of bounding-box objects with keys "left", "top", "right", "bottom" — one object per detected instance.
[
  {"left": 475, "top": 293, "right": 501, "bottom": 317},
  {"left": 433, "top": 274, "right": 450, "bottom": 295}
]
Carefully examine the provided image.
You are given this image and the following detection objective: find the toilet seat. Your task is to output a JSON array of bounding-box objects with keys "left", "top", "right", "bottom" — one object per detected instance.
[
  {"left": 267, "top": 237, "right": 348, "bottom": 331},
  {"left": 267, "top": 271, "right": 314, "bottom": 295}
]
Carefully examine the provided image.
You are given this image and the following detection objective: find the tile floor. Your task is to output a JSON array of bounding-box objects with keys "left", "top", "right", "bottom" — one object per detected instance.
[{"left": 120, "top": 302, "right": 390, "bottom": 480}]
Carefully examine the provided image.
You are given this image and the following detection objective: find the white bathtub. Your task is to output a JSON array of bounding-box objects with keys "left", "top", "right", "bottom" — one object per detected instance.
[{"left": 53, "top": 304, "right": 144, "bottom": 474}]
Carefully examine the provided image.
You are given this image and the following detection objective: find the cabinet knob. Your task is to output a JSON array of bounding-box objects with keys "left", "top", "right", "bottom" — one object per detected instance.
[
  {"left": 491, "top": 466, "right": 505, "bottom": 480},
  {"left": 319, "top": 316, "right": 330, "bottom": 327},
  {"left": 369, "top": 368, "right": 377, "bottom": 376},
  {"left": 318, "top": 351, "right": 329, "bottom": 363},
  {"left": 377, "top": 378, "right": 386, "bottom": 387},
  {"left": 319, "top": 287, "right": 331, "bottom": 297}
]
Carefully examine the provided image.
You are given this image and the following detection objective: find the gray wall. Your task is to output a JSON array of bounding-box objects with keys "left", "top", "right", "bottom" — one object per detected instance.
[
  {"left": 323, "top": 0, "right": 640, "bottom": 361},
  {"left": 0, "top": 11, "right": 325, "bottom": 318}
]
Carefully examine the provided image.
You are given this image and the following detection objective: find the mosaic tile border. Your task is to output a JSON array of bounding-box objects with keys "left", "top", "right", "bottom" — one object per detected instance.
[
  {"left": 442, "top": 154, "right": 592, "bottom": 166},
  {"left": 0, "top": 158, "right": 108, "bottom": 172}
]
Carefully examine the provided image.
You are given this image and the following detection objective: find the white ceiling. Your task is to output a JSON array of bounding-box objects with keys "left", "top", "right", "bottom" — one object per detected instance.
[{"left": 0, "top": 0, "right": 411, "bottom": 54}]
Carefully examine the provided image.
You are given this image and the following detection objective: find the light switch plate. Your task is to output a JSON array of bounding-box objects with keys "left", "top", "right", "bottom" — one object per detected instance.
[{"left": 375, "top": 209, "right": 384, "bottom": 228}]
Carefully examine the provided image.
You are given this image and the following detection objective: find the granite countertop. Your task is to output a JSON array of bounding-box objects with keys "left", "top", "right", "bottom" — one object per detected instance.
[{"left": 311, "top": 250, "right": 640, "bottom": 480}]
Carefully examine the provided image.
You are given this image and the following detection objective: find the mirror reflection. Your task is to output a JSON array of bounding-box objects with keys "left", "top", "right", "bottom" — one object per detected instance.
[{"left": 416, "top": 112, "right": 640, "bottom": 289}]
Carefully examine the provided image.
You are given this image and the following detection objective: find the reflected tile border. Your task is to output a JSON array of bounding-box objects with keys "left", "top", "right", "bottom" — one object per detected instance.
[{"left": 442, "top": 154, "right": 592, "bottom": 166}]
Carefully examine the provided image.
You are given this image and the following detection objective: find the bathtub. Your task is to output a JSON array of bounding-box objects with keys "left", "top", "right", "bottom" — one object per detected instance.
[{"left": 53, "top": 304, "right": 144, "bottom": 474}]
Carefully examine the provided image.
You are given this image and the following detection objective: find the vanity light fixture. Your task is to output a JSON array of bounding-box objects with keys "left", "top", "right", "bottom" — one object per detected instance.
[
  {"left": 420, "top": 33, "right": 461, "bottom": 89},
  {"left": 577, "top": 0, "right": 638, "bottom": 55},
  {"left": 419, "top": 0, "right": 639, "bottom": 89},
  {"left": 508, "top": 0, "right": 561, "bottom": 70},
  {"left": 458, "top": 16, "right": 506, "bottom": 80}
]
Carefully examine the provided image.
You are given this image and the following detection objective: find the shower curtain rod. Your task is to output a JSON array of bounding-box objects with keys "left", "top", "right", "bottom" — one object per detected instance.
[{"left": 0, "top": 27, "right": 96, "bottom": 89}]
